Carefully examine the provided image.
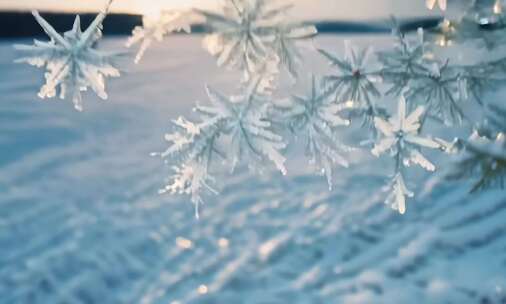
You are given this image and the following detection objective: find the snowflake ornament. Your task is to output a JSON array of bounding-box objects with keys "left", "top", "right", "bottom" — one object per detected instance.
[
  {"left": 198, "top": 0, "right": 317, "bottom": 81},
  {"left": 319, "top": 41, "right": 382, "bottom": 124},
  {"left": 282, "top": 76, "right": 353, "bottom": 188},
  {"left": 14, "top": 2, "right": 120, "bottom": 111},
  {"left": 426, "top": 0, "right": 447, "bottom": 11},
  {"left": 126, "top": 10, "right": 192, "bottom": 63},
  {"left": 372, "top": 96, "right": 442, "bottom": 214}
]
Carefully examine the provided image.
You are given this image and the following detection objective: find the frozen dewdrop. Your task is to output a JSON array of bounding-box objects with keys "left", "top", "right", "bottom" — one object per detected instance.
[
  {"left": 197, "top": 284, "right": 209, "bottom": 295},
  {"left": 175, "top": 237, "right": 193, "bottom": 250}
]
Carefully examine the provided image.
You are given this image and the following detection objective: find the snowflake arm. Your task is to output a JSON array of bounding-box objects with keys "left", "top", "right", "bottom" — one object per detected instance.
[
  {"left": 126, "top": 11, "right": 192, "bottom": 63},
  {"left": 284, "top": 76, "right": 352, "bottom": 188},
  {"left": 319, "top": 41, "right": 382, "bottom": 125},
  {"left": 384, "top": 173, "right": 414, "bottom": 214},
  {"left": 32, "top": 11, "right": 71, "bottom": 49},
  {"left": 406, "top": 63, "right": 466, "bottom": 126},
  {"left": 273, "top": 22, "right": 317, "bottom": 77}
]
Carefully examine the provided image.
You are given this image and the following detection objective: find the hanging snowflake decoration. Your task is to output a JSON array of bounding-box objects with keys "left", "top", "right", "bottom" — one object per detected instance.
[
  {"left": 372, "top": 96, "right": 442, "bottom": 214},
  {"left": 318, "top": 41, "right": 383, "bottom": 125},
  {"left": 197, "top": 0, "right": 317, "bottom": 81},
  {"left": 280, "top": 76, "right": 353, "bottom": 188},
  {"left": 126, "top": 10, "right": 193, "bottom": 63},
  {"left": 14, "top": 1, "right": 120, "bottom": 111},
  {"left": 155, "top": 81, "right": 286, "bottom": 217}
]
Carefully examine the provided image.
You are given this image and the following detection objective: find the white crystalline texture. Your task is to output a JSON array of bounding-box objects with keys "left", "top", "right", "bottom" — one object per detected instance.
[
  {"left": 373, "top": 96, "right": 442, "bottom": 214},
  {"left": 282, "top": 76, "right": 352, "bottom": 188},
  {"left": 126, "top": 11, "right": 192, "bottom": 64},
  {"left": 159, "top": 162, "right": 217, "bottom": 219},
  {"left": 318, "top": 41, "right": 381, "bottom": 117},
  {"left": 14, "top": 7, "right": 120, "bottom": 111},
  {"left": 157, "top": 82, "right": 287, "bottom": 215},
  {"left": 372, "top": 96, "right": 441, "bottom": 166},
  {"left": 384, "top": 173, "right": 414, "bottom": 214},
  {"left": 197, "top": 85, "right": 287, "bottom": 174},
  {"left": 198, "top": 0, "right": 317, "bottom": 80}
]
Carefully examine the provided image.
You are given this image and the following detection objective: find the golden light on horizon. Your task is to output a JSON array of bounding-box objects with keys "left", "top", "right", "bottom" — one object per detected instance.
[
  {"left": 0, "top": 0, "right": 218, "bottom": 15},
  {"left": 132, "top": 0, "right": 217, "bottom": 17},
  {"left": 0, "top": 0, "right": 436, "bottom": 21}
]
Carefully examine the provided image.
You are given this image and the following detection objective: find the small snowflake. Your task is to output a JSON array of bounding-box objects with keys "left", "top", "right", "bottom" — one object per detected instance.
[
  {"left": 319, "top": 41, "right": 382, "bottom": 124},
  {"left": 372, "top": 96, "right": 442, "bottom": 214},
  {"left": 14, "top": 4, "right": 120, "bottom": 111}
]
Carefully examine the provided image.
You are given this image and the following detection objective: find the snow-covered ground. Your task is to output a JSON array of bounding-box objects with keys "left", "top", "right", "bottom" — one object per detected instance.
[{"left": 0, "top": 34, "right": 506, "bottom": 304}]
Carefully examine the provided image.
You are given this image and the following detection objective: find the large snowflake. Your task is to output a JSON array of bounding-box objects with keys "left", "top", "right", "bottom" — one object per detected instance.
[
  {"left": 14, "top": 4, "right": 120, "bottom": 111},
  {"left": 156, "top": 82, "right": 286, "bottom": 217},
  {"left": 198, "top": 0, "right": 317, "bottom": 80}
]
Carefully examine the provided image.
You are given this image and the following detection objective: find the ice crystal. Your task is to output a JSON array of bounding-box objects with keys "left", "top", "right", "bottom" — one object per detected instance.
[
  {"left": 281, "top": 76, "right": 353, "bottom": 188},
  {"left": 378, "top": 26, "right": 435, "bottom": 97},
  {"left": 373, "top": 96, "right": 442, "bottom": 214},
  {"left": 156, "top": 82, "right": 286, "bottom": 216},
  {"left": 319, "top": 41, "right": 382, "bottom": 124},
  {"left": 198, "top": 85, "right": 287, "bottom": 174},
  {"left": 406, "top": 61, "right": 466, "bottom": 126},
  {"left": 14, "top": 2, "right": 120, "bottom": 111},
  {"left": 198, "top": 0, "right": 317, "bottom": 80},
  {"left": 126, "top": 11, "right": 192, "bottom": 63},
  {"left": 160, "top": 161, "right": 217, "bottom": 219}
]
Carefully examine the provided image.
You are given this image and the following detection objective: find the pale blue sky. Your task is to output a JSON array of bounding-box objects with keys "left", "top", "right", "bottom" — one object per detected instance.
[{"left": 0, "top": 0, "right": 436, "bottom": 20}]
